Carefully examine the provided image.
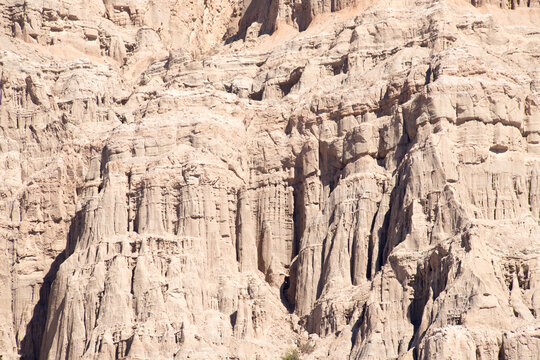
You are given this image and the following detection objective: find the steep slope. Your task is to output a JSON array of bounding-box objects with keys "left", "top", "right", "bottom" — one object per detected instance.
[{"left": 0, "top": 0, "right": 539, "bottom": 359}]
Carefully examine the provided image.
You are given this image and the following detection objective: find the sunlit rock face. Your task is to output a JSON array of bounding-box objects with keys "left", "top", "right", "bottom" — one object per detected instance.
[{"left": 1, "top": 0, "right": 539, "bottom": 359}]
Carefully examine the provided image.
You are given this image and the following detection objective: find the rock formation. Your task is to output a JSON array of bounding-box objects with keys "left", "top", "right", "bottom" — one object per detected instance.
[{"left": 0, "top": 0, "right": 539, "bottom": 359}]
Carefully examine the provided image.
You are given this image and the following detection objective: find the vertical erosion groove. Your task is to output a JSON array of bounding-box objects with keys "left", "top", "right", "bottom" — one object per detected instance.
[{"left": 18, "top": 252, "right": 65, "bottom": 360}]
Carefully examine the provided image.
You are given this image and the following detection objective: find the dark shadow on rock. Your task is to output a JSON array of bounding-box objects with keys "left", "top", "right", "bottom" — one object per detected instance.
[
  {"left": 19, "top": 207, "right": 85, "bottom": 359},
  {"left": 224, "top": 0, "right": 313, "bottom": 44},
  {"left": 226, "top": 0, "right": 280, "bottom": 43},
  {"left": 406, "top": 264, "right": 429, "bottom": 356},
  {"left": 280, "top": 276, "right": 294, "bottom": 313},
  {"left": 18, "top": 251, "right": 65, "bottom": 360},
  {"left": 350, "top": 303, "right": 366, "bottom": 349}
]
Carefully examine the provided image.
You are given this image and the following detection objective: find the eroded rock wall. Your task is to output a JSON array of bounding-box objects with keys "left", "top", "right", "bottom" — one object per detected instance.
[{"left": 1, "top": 0, "right": 539, "bottom": 359}]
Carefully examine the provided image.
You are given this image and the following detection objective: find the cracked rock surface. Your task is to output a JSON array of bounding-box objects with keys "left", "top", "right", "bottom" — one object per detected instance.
[{"left": 1, "top": 0, "right": 540, "bottom": 359}]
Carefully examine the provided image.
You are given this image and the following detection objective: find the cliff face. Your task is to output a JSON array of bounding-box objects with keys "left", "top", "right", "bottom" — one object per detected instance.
[{"left": 1, "top": 0, "right": 540, "bottom": 359}]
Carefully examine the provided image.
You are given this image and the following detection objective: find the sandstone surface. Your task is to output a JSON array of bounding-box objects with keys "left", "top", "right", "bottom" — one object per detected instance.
[{"left": 0, "top": 0, "right": 540, "bottom": 359}]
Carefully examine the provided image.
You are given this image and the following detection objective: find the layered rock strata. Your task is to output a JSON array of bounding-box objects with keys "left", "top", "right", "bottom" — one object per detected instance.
[{"left": 0, "top": 0, "right": 539, "bottom": 359}]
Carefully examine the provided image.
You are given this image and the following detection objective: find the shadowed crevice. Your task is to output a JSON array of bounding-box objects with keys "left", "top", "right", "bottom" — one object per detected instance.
[
  {"left": 18, "top": 251, "right": 65, "bottom": 360},
  {"left": 19, "top": 205, "right": 87, "bottom": 359}
]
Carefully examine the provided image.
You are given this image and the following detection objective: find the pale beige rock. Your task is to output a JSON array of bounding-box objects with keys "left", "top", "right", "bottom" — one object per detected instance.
[{"left": 1, "top": 0, "right": 540, "bottom": 359}]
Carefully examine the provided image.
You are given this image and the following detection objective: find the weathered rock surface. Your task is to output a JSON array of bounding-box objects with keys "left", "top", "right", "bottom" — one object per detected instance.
[{"left": 1, "top": 0, "right": 540, "bottom": 359}]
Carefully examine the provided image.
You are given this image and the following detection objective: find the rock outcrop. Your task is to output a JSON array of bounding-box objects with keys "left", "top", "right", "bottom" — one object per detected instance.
[{"left": 1, "top": 0, "right": 539, "bottom": 359}]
